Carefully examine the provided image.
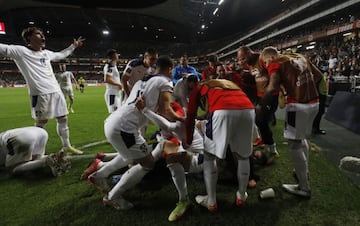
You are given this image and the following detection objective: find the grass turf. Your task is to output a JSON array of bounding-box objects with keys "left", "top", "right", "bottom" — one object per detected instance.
[{"left": 0, "top": 86, "right": 359, "bottom": 226}]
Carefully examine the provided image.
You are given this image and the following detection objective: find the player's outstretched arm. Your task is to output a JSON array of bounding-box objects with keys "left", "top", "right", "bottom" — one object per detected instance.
[{"left": 73, "top": 36, "right": 85, "bottom": 48}]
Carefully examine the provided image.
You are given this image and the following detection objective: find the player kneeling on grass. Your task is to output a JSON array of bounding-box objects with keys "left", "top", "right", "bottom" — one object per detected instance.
[{"left": 0, "top": 127, "right": 71, "bottom": 177}]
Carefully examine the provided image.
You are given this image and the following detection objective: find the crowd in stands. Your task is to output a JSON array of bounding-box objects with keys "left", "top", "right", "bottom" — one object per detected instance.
[{"left": 1, "top": 24, "right": 360, "bottom": 88}]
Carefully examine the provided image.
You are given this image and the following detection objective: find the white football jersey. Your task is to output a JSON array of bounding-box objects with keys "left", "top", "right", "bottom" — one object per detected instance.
[
  {"left": 0, "top": 44, "right": 76, "bottom": 95},
  {"left": 173, "top": 78, "right": 190, "bottom": 109},
  {"left": 104, "top": 61, "right": 121, "bottom": 95},
  {"left": 106, "top": 74, "right": 173, "bottom": 133},
  {"left": 123, "top": 58, "right": 155, "bottom": 91},
  {"left": 0, "top": 127, "right": 48, "bottom": 166},
  {"left": 56, "top": 71, "right": 74, "bottom": 89}
]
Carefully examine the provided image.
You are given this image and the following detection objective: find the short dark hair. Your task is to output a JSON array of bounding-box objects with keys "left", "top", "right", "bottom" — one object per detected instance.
[
  {"left": 156, "top": 55, "right": 173, "bottom": 70},
  {"left": 145, "top": 47, "right": 157, "bottom": 55},
  {"left": 208, "top": 55, "right": 217, "bottom": 63},
  {"left": 238, "top": 46, "right": 251, "bottom": 53},
  {"left": 21, "top": 27, "right": 42, "bottom": 44},
  {"left": 186, "top": 73, "right": 199, "bottom": 83},
  {"left": 107, "top": 49, "right": 117, "bottom": 59}
]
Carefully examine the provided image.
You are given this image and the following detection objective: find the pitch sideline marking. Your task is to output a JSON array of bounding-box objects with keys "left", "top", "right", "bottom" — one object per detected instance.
[{"left": 66, "top": 140, "right": 117, "bottom": 161}]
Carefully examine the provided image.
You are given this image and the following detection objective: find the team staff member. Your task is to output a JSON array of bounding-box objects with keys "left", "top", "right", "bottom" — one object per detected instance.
[
  {"left": 0, "top": 27, "right": 84, "bottom": 155},
  {"left": 260, "top": 46, "right": 322, "bottom": 198},
  {"left": 172, "top": 55, "right": 201, "bottom": 84},
  {"left": 184, "top": 79, "right": 255, "bottom": 212},
  {"left": 103, "top": 49, "right": 122, "bottom": 113}
]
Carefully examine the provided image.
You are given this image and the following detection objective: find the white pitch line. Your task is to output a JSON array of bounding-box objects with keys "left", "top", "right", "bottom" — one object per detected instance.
[
  {"left": 77, "top": 139, "right": 109, "bottom": 150},
  {"left": 67, "top": 152, "right": 118, "bottom": 161},
  {"left": 65, "top": 139, "right": 117, "bottom": 161}
]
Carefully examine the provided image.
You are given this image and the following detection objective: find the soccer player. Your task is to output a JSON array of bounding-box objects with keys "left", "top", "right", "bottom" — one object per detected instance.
[
  {"left": 0, "top": 27, "right": 84, "bottom": 155},
  {"left": 121, "top": 48, "right": 158, "bottom": 101},
  {"left": 78, "top": 76, "right": 86, "bottom": 93},
  {"left": 88, "top": 55, "right": 184, "bottom": 210},
  {"left": 172, "top": 55, "right": 201, "bottom": 85},
  {"left": 135, "top": 98, "right": 204, "bottom": 221},
  {"left": 0, "top": 127, "right": 71, "bottom": 177},
  {"left": 56, "top": 64, "right": 79, "bottom": 113},
  {"left": 173, "top": 73, "right": 199, "bottom": 114},
  {"left": 184, "top": 79, "right": 255, "bottom": 211},
  {"left": 238, "top": 46, "right": 279, "bottom": 164},
  {"left": 103, "top": 49, "right": 122, "bottom": 113},
  {"left": 260, "top": 46, "right": 323, "bottom": 198}
]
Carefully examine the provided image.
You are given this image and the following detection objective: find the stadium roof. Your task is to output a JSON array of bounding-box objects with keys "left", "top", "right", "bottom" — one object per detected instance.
[{"left": 0, "top": 0, "right": 307, "bottom": 43}]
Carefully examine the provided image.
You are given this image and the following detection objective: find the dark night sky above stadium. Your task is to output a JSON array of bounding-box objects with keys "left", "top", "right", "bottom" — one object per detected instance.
[{"left": 0, "top": 0, "right": 304, "bottom": 43}]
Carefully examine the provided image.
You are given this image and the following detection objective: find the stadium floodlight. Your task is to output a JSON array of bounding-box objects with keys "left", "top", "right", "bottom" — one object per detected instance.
[
  {"left": 306, "top": 45, "right": 315, "bottom": 50},
  {"left": 213, "top": 8, "right": 219, "bottom": 15}
]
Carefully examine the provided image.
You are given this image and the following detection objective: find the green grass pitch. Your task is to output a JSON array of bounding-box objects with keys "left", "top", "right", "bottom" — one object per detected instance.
[{"left": 0, "top": 86, "right": 359, "bottom": 226}]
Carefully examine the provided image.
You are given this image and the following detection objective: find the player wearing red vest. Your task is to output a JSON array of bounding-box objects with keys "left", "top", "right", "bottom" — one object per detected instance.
[
  {"left": 184, "top": 79, "right": 254, "bottom": 211},
  {"left": 260, "top": 46, "right": 322, "bottom": 198}
]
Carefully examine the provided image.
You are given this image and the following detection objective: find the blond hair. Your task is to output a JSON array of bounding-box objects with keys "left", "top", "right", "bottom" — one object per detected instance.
[{"left": 260, "top": 46, "right": 279, "bottom": 59}]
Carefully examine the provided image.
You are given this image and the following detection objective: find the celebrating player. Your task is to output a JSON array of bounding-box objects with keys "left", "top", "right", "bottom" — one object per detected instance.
[{"left": 0, "top": 27, "right": 84, "bottom": 155}]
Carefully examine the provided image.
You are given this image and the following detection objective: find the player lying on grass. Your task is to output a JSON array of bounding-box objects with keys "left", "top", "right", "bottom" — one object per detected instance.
[{"left": 0, "top": 126, "right": 71, "bottom": 177}]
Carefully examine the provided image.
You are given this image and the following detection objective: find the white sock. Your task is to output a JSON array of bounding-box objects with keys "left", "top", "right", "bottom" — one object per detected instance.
[
  {"left": 12, "top": 158, "right": 47, "bottom": 175},
  {"left": 108, "top": 164, "right": 149, "bottom": 200},
  {"left": 267, "top": 143, "right": 277, "bottom": 154},
  {"left": 203, "top": 154, "right": 217, "bottom": 205},
  {"left": 302, "top": 139, "right": 309, "bottom": 162},
  {"left": 168, "top": 163, "right": 188, "bottom": 201},
  {"left": 96, "top": 154, "right": 129, "bottom": 178},
  {"left": 288, "top": 140, "right": 310, "bottom": 191},
  {"left": 69, "top": 99, "right": 74, "bottom": 109},
  {"left": 253, "top": 125, "right": 260, "bottom": 139},
  {"left": 151, "top": 141, "right": 163, "bottom": 162},
  {"left": 56, "top": 117, "right": 70, "bottom": 147},
  {"left": 237, "top": 158, "right": 250, "bottom": 198}
]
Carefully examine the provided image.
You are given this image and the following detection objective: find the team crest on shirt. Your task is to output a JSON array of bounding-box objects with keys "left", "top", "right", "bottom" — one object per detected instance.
[{"left": 40, "top": 58, "right": 46, "bottom": 66}]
